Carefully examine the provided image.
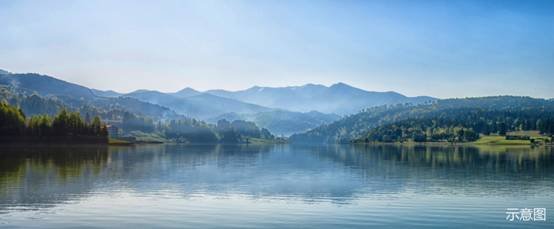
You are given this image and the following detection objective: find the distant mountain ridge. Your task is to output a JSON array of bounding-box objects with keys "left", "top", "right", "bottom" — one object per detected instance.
[
  {"left": 172, "top": 87, "right": 202, "bottom": 98},
  {"left": 206, "top": 82, "right": 435, "bottom": 114},
  {"left": 123, "top": 89, "right": 272, "bottom": 120},
  {"left": 1, "top": 68, "right": 433, "bottom": 116},
  {"left": 122, "top": 89, "right": 343, "bottom": 135},
  {"left": 0, "top": 69, "right": 343, "bottom": 135},
  {"left": 91, "top": 89, "right": 121, "bottom": 98},
  {"left": 0, "top": 68, "right": 439, "bottom": 135},
  {"left": 0, "top": 71, "right": 179, "bottom": 120},
  {"left": 0, "top": 72, "right": 97, "bottom": 99}
]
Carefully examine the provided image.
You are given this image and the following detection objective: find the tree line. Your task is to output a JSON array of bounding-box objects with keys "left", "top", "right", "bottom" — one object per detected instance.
[
  {"left": 156, "top": 118, "right": 275, "bottom": 143},
  {"left": 0, "top": 102, "right": 108, "bottom": 143},
  {"left": 360, "top": 108, "right": 554, "bottom": 143}
]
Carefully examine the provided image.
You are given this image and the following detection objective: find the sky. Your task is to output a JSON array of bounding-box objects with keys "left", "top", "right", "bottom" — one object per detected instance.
[{"left": 0, "top": 0, "right": 553, "bottom": 98}]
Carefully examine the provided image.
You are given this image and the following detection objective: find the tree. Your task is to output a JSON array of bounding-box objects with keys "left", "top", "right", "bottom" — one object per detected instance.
[
  {"left": 52, "top": 109, "right": 69, "bottom": 136},
  {"left": 91, "top": 116, "right": 103, "bottom": 136},
  {"left": 0, "top": 102, "right": 26, "bottom": 136},
  {"left": 0, "top": 102, "right": 108, "bottom": 142}
]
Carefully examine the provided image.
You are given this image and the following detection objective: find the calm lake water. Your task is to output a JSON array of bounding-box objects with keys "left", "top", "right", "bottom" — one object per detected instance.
[{"left": 0, "top": 144, "right": 553, "bottom": 228}]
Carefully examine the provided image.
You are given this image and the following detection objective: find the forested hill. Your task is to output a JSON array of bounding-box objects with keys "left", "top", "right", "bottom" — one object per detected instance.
[{"left": 289, "top": 96, "right": 554, "bottom": 144}]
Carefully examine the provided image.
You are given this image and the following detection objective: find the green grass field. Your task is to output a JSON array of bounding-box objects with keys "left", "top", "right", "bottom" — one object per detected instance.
[
  {"left": 506, "top": 130, "right": 542, "bottom": 137},
  {"left": 473, "top": 135, "right": 531, "bottom": 145}
]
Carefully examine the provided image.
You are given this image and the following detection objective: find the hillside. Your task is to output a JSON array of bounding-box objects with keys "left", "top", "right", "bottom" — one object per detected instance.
[
  {"left": 289, "top": 96, "right": 554, "bottom": 144},
  {"left": 0, "top": 72, "right": 96, "bottom": 100},
  {"left": 0, "top": 71, "right": 179, "bottom": 119}
]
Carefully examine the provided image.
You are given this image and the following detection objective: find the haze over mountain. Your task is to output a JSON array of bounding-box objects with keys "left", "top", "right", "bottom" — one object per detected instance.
[
  {"left": 0, "top": 72, "right": 97, "bottom": 100},
  {"left": 208, "top": 110, "right": 340, "bottom": 137},
  {"left": 0, "top": 71, "right": 180, "bottom": 120},
  {"left": 207, "top": 83, "right": 435, "bottom": 115},
  {"left": 124, "top": 89, "right": 272, "bottom": 120},
  {"left": 125, "top": 82, "right": 435, "bottom": 118},
  {"left": 91, "top": 89, "right": 121, "bottom": 98},
  {"left": 0, "top": 69, "right": 343, "bottom": 135},
  {"left": 171, "top": 87, "right": 202, "bottom": 98},
  {"left": 121, "top": 88, "right": 342, "bottom": 135},
  {"left": 2, "top": 68, "right": 553, "bottom": 139},
  {"left": 0, "top": 69, "right": 435, "bottom": 116}
]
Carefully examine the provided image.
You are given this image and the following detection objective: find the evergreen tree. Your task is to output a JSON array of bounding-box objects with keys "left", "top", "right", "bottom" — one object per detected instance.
[{"left": 0, "top": 102, "right": 108, "bottom": 143}]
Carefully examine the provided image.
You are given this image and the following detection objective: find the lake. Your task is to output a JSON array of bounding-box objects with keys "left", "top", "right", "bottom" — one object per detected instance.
[{"left": 0, "top": 144, "right": 553, "bottom": 228}]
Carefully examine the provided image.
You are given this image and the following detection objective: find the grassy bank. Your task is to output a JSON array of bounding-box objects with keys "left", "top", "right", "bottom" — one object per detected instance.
[
  {"left": 108, "top": 138, "right": 133, "bottom": 146},
  {"left": 243, "top": 137, "right": 287, "bottom": 144},
  {"left": 474, "top": 132, "right": 551, "bottom": 146},
  {"left": 354, "top": 134, "right": 551, "bottom": 146},
  {"left": 473, "top": 136, "right": 531, "bottom": 145}
]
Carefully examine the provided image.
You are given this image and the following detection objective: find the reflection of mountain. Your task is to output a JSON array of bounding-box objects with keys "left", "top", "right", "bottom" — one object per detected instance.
[{"left": 1, "top": 145, "right": 553, "bottom": 211}]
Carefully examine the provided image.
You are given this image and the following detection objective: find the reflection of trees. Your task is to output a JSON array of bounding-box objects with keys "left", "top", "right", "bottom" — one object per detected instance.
[
  {"left": 291, "top": 144, "right": 554, "bottom": 195},
  {"left": 343, "top": 145, "right": 554, "bottom": 174},
  {"left": 0, "top": 145, "right": 109, "bottom": 210},
  {"left": 0, "top": 144, "right": 275, "bottom": 211},
  {"left": 1, "top": 144, "right": 553, "bottom": 212},
  {"left": 291, "top": 144, "right": 554, "bottom": 172},
  {"left": 103, "top": 144, "right": 274, "bottom": 181}
]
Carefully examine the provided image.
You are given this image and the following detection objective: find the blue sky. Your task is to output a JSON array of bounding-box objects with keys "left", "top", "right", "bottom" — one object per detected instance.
[{"left": 1, "top": 0, "right": 553, "bottom": 98}]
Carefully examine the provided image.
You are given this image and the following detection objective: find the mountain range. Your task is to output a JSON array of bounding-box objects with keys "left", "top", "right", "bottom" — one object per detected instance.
[
  {"left": 0, "top": 69, "right": 435, "bottom": 135},
  {"left": 124, "top": 89, "right": 271, "bottom": 119},
  {"left": 117, "top": 89, "right": 343, "bottom": 136},
  {"left": 207, "top": 83, "right": 434, "bottom": 115},
  {"left": 0, "top": 71, "right": 179, "bottom": 120}
]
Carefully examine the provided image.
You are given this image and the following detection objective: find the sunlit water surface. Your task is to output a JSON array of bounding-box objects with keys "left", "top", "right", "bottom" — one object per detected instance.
[{"left": 1, "top": 144, "right": 553, "bottom": 228}]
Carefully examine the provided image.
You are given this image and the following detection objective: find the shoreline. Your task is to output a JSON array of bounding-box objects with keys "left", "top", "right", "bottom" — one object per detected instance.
[
  {"left": 1, "top": 140, "right": 551, "bottom": 148},
  {"left": 0, "top": 140, "right": 286, "bottom": 148},
  {"left": 352, "top": 141, "right": 552, "bottom": 147}
]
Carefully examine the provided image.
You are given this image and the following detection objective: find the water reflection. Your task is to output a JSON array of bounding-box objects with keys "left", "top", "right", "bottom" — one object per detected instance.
[
  {"left": 1, "top": 144, "right": 553, "bottom": 213},
  {"left": 296, "top": 144, "right": 554, "bottom": 197}
]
